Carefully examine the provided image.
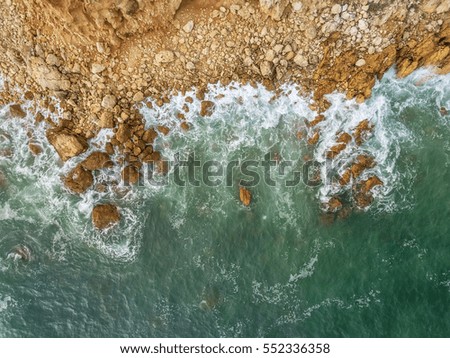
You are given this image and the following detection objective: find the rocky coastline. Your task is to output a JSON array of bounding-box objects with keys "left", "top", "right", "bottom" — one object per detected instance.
[{"left": 0, "top": 0, "right": 449, "bottom": 228}]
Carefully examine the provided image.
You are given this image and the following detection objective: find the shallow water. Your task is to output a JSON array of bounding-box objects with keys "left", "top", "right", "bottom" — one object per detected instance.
[{"left": 0, "top": 69, "right": 449, "bottom": 337}]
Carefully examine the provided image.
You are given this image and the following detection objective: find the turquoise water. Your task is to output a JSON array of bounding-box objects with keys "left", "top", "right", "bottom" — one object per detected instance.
[{"left": 0, "top": 69, "right": 449, "bottom": 337}]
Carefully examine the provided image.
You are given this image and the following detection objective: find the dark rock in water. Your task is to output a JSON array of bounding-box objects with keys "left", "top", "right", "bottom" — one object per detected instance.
[
  {"left": 64, "top": 164, "right": 94, "bottom": 194},
  {"left": 92, "top": 204, "right": 120, "bottom": 230},
  {"left": 81, "top": 151, "right": 113, "bottom": 171},
  {"left": 9, "top": 104, "right": 26, "bottom": 118},
  {"left": 353, "top": 192, "right": 374, "bottom": 209},
  {"left": 324, "top": 197, "right": 343, "bottom": 212},
  {"left": 353, "top": 119, "right": 374, "bottom": 146},
  {"left": 440, "top": 107, "right": 448, "bottom": 116}
]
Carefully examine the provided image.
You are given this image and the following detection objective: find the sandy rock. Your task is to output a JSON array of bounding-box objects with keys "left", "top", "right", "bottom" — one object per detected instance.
[
  {"left": 102, "top": 94, "right": 117, "bottom": 109},
  {"left": 64, "top": 164, "right": 93, "bottom": 194},
  {"left": 91, "top": 63, "right": 106, "bottom": 74},
  {"left": 293, "top": 53, "right": 308, "bottom": 67},
  {"left": 9, "top": 104, "right": 26, "bottom": 118},
  {"left": 200, "top": 101, "right": 215, "bottom": 117},
  {"left": 47, "top": 130, "right": 88, "bottom": 161},
  {"left": 355, "top": 59, "right": 366, "bottom": 67},
  {"left": 92, "top": 204, "right": 120, "bottom": 230},
  {"left": 259, "top": 0, "right": 289, "bottom": 21},
  {"left": 81, "top": 152, "right": 112, "bottom": 171},
  {"left": 239, "top": 186, "right": 252, "bottom": 206}
]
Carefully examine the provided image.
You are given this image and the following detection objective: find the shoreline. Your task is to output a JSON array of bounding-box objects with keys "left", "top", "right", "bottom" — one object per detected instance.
[{"left": 0, "top": 0, "right": 449, "bottom": 227}]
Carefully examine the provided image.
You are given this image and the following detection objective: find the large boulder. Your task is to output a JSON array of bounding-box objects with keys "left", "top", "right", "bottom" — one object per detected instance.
[
  {"left": 63, "top": 164, "right": 93, "bottom": 194},
  {"left": 92, "top": 204, "right": 120, "bottom": 230},
  {"left": 28, "top": 56, "right": 71, "bottom": 91},
  {"left": 81, "top": 152, "right": 112, "bottom": 171},
  {"left": 47, "top": 129, "right": 88, "bottom": 161}
]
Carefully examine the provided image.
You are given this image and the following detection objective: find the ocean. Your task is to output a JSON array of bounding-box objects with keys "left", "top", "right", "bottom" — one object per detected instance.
[{"left": 0, "top": 68, "right": 449, "bottom": 337}]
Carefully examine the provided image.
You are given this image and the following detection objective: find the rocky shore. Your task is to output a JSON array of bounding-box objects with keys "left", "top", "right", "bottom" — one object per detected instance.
[{"left": 0, "top": 0, "right": 449, "bottom": 228}]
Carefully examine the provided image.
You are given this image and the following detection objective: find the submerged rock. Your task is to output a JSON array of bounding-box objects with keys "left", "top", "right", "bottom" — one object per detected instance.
[
  {"left": 47, "top": 129, "right": 88, "bottom": 161},
  {"left": 239, "top": 186, "right": 252, "bottom": 207},
  {"left": 440, "top": 106, "right": 448, "bottom": 116},
  {"left": 353, "top": 119, "right": 374, "bottom": 146},
  {"left": 64, "top": 164, "right": 94, "bottom": 194},
  {"left": 92, "top": 204, "right": 120, "bottom": 230}
]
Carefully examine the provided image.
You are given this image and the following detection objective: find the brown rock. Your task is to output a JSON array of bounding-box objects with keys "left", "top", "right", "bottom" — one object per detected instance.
[
  {"left": 47, "top": 130, "right": 88, "bottom": 161},
  {"left": 326, "top": 143, "right": 347, "bottom": 159},
  {"left": 9, "top": 104, "right": 26, "bottom": 118},
  {"left": 440, "top": 107, "right": 448, "bottom": 116},
  {"left": 116, "top": 123, "right": 131, "bottom": 144},
  {"left": 307, "top": 114, "right": 325, "bottom": 127},
  {"left": 64, "top": 165, "right": 93, "bottom": 194},
  {"left": 200, "top": 101, "right": 215, "bottom": 117},
  {"left": 307, "top": 131, "right": 320, "bottom": 145},
  {"left": 239, "top": 186, "right": 252, "bottom": 207},
  {"left": 92, "top": 204, "right": 120, "bottom": 230},
  {"left": 325, "top": 197, "right": 343, "bottom": 212},
  {"left": 353, "top": 119, "right": 374, "bottom": 146},
  {"left": 121, "top": 165, "right": 140, "bottom": 185},
  {"left": 105, "top": 142, "right": 115, "bottom": 155},
  {"left": 142, "top": 128, "right": 158, "bottom": 143},
  {"left": 359, "top": 176, "right": 383, "bottom": 193},
  {"left": 81, "top": 152, "right": 112, "bottom": 171},
  {"left": 157, "top": 125, "right": 170, "bottom": 136},
  {"left": 353, "top": 192, "right": 374, "bottom": 209}
]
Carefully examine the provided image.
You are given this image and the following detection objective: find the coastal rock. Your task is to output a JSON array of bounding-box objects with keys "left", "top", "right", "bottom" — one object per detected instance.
[
  {"left": 239, "top": 186, "right": 252, "bottom": 207},
  {"left": 155, "top": 50, "right": 175, "bottom": 64},
  {"left": 359, "top": 176, "right": 383, "bottom": 193},
  {"left": 101, "top": 94, "right": 117, "bottom": 109},
  {"left": 92, "top": 204, "right": 120, "bottom": 230},
  {"left": 28, "top": 57, "right": 70, "bottom": 91},
  {"left": 121, "top": 165, "right": 140, "bottom": 185},
  {"left": 116, "top": 123, "right": 131, "bottom": 144},
  {"left": 47, "top": 129, "right": 88, "bottom": 161},
  {"left": 326, "top": 143, "right": 347, "bottom": 159},
  {"left": 64, "top": 164, "right": 93, "bottom": 194},
  {"left": 28, "top": 142, "right": 43, "bottom": 156},
  {"left": 142, "top": 128, "right": 158, "bottom": 143},
  {"left": 259, "top": 0, "right": 289, "bottom": 21},
  {"left": 307, "top": 131, "right": 320, "bottom": 146},
  {"left": 9, "top": 104, "right": 26, "bottom": 118},
  {"left": 325, "top": 197, "right": 343, "bottom": 212},
  {"left": 200, "top": 101, "right": 215, "bottom": 117},
  {"left": 353, "top": 119, "right": 374, "bottom": 146},
  {"left": 81, "top": 152, "right": 112, "bottom": 171},
  {"left": 339, "top": 155, "right": 376, "bottom": 185},
  {"left": 260, "top": 61, "right": 274, "bottom": 78},
  {"left": 337, "top": 132, "right": 352, "bottom": 144},
  {"left": 183, "top": 20, "right": 194, "bottom": 33}
]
